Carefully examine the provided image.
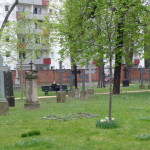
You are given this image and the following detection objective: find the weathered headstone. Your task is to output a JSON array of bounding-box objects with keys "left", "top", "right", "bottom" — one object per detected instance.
[
  {"left": 56, "top": 61, "right": 66, "bottom": 103},
  {"left": 0, "top": 56, "right": 9, "bottom": 115},
  {"left": 85, "top": 60, "right": 95, "bottom": 97},
  {"left": 122, "top": 66, "right": 129, "bottom": 87},
  {"left": 139, "top": 67, "right": 145, "bottom": 89},
  {"left": 67, "top": 71, "right": 75, "bottom": 100},
  {"left": 4, "top": 69, "right": 15, "bottom": 107},
  {"left": 79, "top": 71, "right": 88, "bottom": 100},
  {"left": 24, "top": 71, "right": 40, "bottom": 109}
]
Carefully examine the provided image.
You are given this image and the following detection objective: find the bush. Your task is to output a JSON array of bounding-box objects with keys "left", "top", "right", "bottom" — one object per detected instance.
[
  {"left": 21, "top": 130, "right": 41, "bottom": 138},
  {"left": 96, "top": 117, "right": 118, "bottom": 129},
  {"left": 136, "top": 134, "right": 150, "bottom": 141}
]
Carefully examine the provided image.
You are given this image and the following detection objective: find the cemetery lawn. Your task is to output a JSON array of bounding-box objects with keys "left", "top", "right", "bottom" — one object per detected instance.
[{"left": 1, "top": 92, "right": 150, "bottom": 150}]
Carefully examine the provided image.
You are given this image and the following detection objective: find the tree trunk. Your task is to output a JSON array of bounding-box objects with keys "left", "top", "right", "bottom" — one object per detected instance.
[
  {"left": 113, "top": 15, "right": 124, "bottom": 94},
  {"left": 0, "top": 0, "right": 18, "bottom": 38},
  {"left": 97, "top": 59, "right": 105, "bottom": 88}
]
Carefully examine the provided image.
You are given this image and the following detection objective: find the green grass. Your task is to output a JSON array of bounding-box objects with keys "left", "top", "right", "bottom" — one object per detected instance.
[
  {"left": 14, "top": 83, "right": 150, "bottom": 98},
  {"left": 1, "top": 90, "right": 150, "bottom": 149}
]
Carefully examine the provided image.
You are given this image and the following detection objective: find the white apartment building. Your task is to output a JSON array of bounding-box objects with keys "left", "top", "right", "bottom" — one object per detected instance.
[
  {"left": 0, "top": 0, "right": 71, "bottom": 70},
  {"left": 0, "top": 0, "right": 145, "bottom": 71}
]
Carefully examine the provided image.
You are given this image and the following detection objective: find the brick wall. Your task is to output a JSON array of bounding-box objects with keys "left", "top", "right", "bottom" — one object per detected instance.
[{"left": 11, "top": 68, "right": 99, "bottom": 85}]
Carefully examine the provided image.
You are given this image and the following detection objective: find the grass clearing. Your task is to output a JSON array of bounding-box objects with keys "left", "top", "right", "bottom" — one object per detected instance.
[{"left": 1, "top": 86, "right": 150, "bottom": 149}]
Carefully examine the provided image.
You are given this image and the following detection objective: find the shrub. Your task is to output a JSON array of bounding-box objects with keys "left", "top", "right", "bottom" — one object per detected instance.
[
  {"left": 96, "top": 117, "right": 118, "bottom": 129},
  {"left": 21, "top": 130, "right": 41, "bottom": 138},
  {"left": 136, "top": 134, "right": 150, "bottom": 141}
]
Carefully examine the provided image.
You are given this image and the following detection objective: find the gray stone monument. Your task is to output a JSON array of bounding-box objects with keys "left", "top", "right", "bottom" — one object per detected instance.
[
  {"left": 139, "top": 67, "right": 145, "bottom": 89},
  {"left": 0, "top": 56, "right": 9, "bottom": 115},
  {"left": 79, "top": 71, "right": 88, "bottom": 100},
  {"left": 4, "top": 67, "right": 15, "bottom": 107},
  {"left": 67, "top": 71, "right": 75, "bottom": 100},
  {"left": 24, "top": 71, "right": 40, "bottom": 109},
  {"left": 85, "top": 60, "right": 95, "bottom": 97},
  {"left": 56, "top": 61, "right": 66, "bottom": 103}
]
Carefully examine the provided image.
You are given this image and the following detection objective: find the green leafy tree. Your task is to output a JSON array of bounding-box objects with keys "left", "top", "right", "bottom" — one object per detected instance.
[
  {"left": 0, "top": 12, "right": 51, "bottom": 99},
  {"left": 58, "top": 0, "right": 149, "bottom": 121}
]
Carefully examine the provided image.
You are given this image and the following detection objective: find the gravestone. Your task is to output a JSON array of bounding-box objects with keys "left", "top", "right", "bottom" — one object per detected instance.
[
  {"left": 56, "top": 61, "right": 66, "bottom": 103},
  {"left": 67, "top": 71, "right": 75, "bottom": 100},
  {"left": 122, "top": 66, "right": 129, "bottom": 87},
  {"left": 24, "top": 71, "right": 40, "bottom": 109},
  {"left": 4, "top": 68, "right": 15, "bottom": 107},
  {"left": 71, "top": 64, "right": 81, "bottom": 97},
  {"left": 79, "top": 71, "right": 88, "bottom": 100},
  {"left": 138, "top": 67, "right": 145, "bottom": 89},
  {"left": 14, "top": 66, "right": 20, "bottom": 87},
  {"left": 85, "top": 59, "right": 95, "bottom": 97},
  {"left": 0, "top": 56, "right": 9, "bottom": 115},
  {"left": 147, "top": 68, "right": 150, "bottom": 89}
]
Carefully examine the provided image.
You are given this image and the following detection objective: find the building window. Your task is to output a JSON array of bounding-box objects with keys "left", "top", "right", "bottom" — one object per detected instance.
[
  {"left": 18, "top": 6, "right": 25, "bottom": 12},
  {"left": 34, "top": 7, "right": 42, "bottom": 14},
  {"left": 5, "top": 5, "right": 9, "bottom": 11}
]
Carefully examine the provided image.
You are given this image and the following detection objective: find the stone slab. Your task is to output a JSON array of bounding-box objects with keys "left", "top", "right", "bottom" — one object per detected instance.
[
  {"left": 80, "top": 91, "right": 87, "bottom": 100},
  {"left": 68, "top": 91, "right": 75, "bottom": 100},
  {"left": 57, "top": 91, "right": 66, "bottom": 103},
  {"left": 0, "top": 101, "right": 9, "bottom": 115},
  {"left": 24, "top": 102, "right": 40, "bottom": 109},
  {"left": 87, "top": 88, "right": 94, "bottom": 97}
]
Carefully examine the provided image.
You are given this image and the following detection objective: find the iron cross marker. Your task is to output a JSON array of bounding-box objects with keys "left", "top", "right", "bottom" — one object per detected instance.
[
  {"left": 67, "top": 71, "right": 75, "bottom": 91},
  {"left": 29, "top": 60, "right": 34, "bottom": 71},
  {"left": 80, "top": 71, "right": 88, "bottom": 92},
  {"left": 71, "top": 64, "right": 81, "bottom": 89},
  {"left": 138, "top": 67, "right": 145, "bottom": 86}
]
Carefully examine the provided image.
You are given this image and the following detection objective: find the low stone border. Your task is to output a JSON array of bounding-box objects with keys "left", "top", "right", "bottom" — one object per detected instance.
[{"left": 42, "top": 112, "right": 100, "bottom": 121}]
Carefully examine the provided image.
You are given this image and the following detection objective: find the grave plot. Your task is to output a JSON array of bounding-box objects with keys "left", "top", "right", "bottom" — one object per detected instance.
[{"left": 42, "top": 112, "right": 100, "bottom": 121}]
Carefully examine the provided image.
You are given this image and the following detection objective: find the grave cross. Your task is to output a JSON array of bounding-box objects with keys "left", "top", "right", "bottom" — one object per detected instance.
[
  {"left": 71, "top": 64, "right": 81, "bottom": 89},
  {"left": 67, "top": 71, "right": 75, "bottom": 91},
  {"left": 138, "top": 67, "right": 145, "bottom": 86},
  {"left": 80, "top": 71, "right": 88, "bottom": 92},
  {"left": 85, "top": 60, "right": 95, "bottom": 88},
  {"left": 0, "top": 56, "right": 7, "bottom": 101},
  {"left": 29, "top": 60, "right": 34, "bottom": 71},
  {"left": 123, "top": 66, "right": 128, "bottom": 80},
  {"left": 56, "top": 61, "right": 65, "bottom": 91},
  {"left": 146, "top": 67, "right": 150, "bottom": 85}
]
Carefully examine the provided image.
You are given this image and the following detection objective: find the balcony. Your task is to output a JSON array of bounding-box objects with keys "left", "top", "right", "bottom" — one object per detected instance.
[{"left": 18, "top": 0, "right": 49, "bottom": 6}]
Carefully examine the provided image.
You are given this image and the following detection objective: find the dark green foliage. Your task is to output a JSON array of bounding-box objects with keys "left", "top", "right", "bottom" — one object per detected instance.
[
  {"left": 21, "top": 130, "right": 41, "bottom": 138},
  {"left": 136, "top": 134, "right": 150, "bottom": 141}
]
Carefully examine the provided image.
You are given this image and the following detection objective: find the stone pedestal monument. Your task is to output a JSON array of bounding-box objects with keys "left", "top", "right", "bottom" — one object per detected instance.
[
  {"left": 0, "top": 56, "right": 9, "bottom": 115},
  {"left": 24, "top": 71, "right": 40, "bottom": 109}
]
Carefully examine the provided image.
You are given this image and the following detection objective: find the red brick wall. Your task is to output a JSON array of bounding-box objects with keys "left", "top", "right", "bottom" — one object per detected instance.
[{"left": 12, "top": 68, "right": 99, "bottom": 85}]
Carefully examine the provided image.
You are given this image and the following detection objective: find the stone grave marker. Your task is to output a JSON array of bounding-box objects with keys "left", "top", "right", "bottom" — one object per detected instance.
[
  {"left": 24, "top": 70, "right": 40, "bottom": 109},
  {"left": 0, "top": 56, "right": 9, "bottom": 115},
  {"left": 138, "top": 67, "right": 145, "bottom": 89},
  {"left": 4, "top": 65, "right": 15, "bottom": 107},
  {"left": 67, "top": 71, "right": 75, "bottom": 100},
  {"left": 85, "top": 59, "right": 95, "bottom": 97},
  {"left": 14, "top": 66, "right": 20, "bottom": 87},
  {"left": 56, "top": 61, "right": 66, "bottom": 103},
  {"left": 122, "top": 66, "right": 129, "bottom": 87},
  {"left": 79, "top": 71, "right": 88, "bottom": 100}
]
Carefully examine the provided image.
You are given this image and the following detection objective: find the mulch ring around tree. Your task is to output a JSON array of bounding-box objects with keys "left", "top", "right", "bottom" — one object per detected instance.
[{"left": 42, "top": 113, "right": 100, "bottom": 121}]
